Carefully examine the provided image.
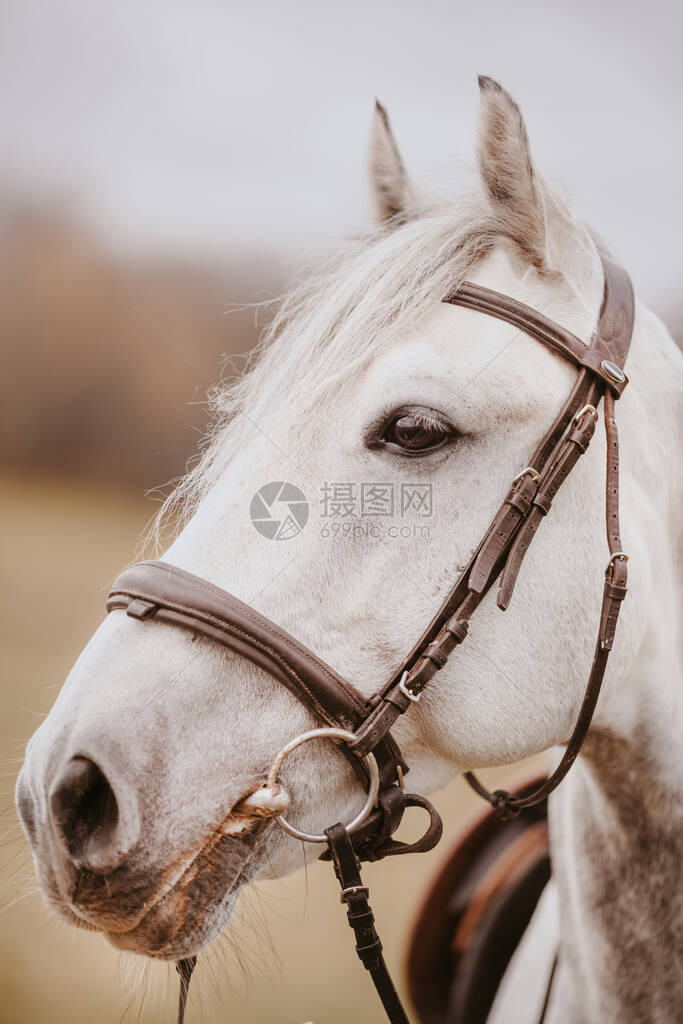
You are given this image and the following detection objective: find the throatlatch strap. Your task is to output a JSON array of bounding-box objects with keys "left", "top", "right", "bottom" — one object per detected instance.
[
  {"left": 326, "top": 823, "right": 410, "bottom": 1024},
  {"left": 464, "top": 391, "right": 629, "bottom": 817}
]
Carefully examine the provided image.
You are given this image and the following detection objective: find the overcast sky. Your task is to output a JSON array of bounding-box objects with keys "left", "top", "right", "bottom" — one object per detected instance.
[{"left": 1, "top": 0, "right": 681, "bottom": 319}]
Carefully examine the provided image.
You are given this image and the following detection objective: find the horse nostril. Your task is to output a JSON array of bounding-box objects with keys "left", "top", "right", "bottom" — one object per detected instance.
[{"left": 50, "top": 756, "right": 139, "bottom": 874}]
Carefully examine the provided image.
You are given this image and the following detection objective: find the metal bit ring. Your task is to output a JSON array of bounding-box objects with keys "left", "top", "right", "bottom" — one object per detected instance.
[{"left": 266, "top": 727, "right": 380, "bottom": 844}]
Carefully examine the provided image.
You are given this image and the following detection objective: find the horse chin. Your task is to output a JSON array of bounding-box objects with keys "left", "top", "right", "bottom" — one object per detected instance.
[
  {"left": 106, "top": 887, "right": 241, "bottom": 960},
  {"left": 44, "top": 818, "right": 269, "bottom": 960}
]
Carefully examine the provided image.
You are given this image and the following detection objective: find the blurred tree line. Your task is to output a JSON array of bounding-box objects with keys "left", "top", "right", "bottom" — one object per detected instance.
[{"left": 0, "top": 205, "right": 276, "bottom": 489}]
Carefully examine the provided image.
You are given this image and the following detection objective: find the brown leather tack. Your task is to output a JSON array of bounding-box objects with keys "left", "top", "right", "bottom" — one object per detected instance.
[
  {"left": 105, "top": 247, "right": 635, "bottom": 1024},
  {"left": 108, "top": 248, "right": 633, "bottom": 824},
  {"left": 424, "top": 643, "right": 450, "bottom": 668},
  {"left": 445, "top": 618, "right": 469, "bottom": 643},
  {"left": 126, "top": 598, "right": 157, "bottom": 620},
  {"left": 531, "top": 493, "right": 552, "bottom": 516}
]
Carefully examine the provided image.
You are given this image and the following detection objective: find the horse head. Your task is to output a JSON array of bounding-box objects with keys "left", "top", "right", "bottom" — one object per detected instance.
[{"left": 17, "top": 78, "right": 660, "bottom": 965}]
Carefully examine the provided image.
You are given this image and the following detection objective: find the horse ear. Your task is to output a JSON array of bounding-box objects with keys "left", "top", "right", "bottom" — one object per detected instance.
[
  {"left": 369, "top": 100, "right": 417, "bottom": 225},
  {"left": 477, "top": 76, "right": 602, "bottom": 299},
  {"left": 477, "top": 76, "right": 548, "bottom": 269}
]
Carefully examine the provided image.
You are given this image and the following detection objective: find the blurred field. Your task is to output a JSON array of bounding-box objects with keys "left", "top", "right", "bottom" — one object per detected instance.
[{"left": 0, "top": 472, "right": 543, "bottom": 1024}]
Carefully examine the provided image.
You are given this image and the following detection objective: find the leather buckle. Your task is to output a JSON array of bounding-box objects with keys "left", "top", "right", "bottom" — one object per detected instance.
[
  {"left": 340, "top": 885, "right": 369, "bottom": 904},
  {"left": 572, "top": 404, "right": 598, "bottom": 426},
  {"left": 512, "top": 467, "right": 540, "bottom": 486},
  {"left": 398, "top": 670, "right": 421, "bottom": 703}
]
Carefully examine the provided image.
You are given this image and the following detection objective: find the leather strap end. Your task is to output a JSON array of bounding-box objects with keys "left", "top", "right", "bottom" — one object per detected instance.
[
  {"left": 497, "top": 508, "right": 543, "bottom": 611},
  {"left": 126, "top": 598, "right": 158, "bottom": 620},
  {"left": 468, "top": 475, "right": 537, "bottom": 595}
]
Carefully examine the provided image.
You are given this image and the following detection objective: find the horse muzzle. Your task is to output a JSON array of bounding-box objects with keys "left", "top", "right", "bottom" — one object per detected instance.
[{"left": 16, "top": 754, "right": 285, "bottom": 957}]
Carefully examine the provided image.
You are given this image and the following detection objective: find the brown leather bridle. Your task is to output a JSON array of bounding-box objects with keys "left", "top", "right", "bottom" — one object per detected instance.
[{"left": 107, "top": 249, "right": 634, "bottom": 1024}]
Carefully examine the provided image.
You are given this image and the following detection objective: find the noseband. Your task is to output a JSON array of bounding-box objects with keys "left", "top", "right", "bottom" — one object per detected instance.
[{"left": 107, "top": 250, "right": 634, "bottom": 1024}]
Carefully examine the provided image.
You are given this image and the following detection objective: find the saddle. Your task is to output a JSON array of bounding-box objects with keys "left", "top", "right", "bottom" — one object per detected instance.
[{"left": 407, "top": 776, "right": 551, "bottom": 1024}]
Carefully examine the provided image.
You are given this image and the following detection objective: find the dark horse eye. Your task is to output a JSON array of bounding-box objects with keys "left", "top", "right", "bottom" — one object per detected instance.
[{"left": 371, "top": 407, "right": 455, "bottom": 456}]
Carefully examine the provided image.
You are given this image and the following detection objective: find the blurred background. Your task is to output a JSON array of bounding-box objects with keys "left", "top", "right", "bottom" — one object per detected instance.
[{"left": 1, "top": 1, "right": 681, "bottom": 1022}]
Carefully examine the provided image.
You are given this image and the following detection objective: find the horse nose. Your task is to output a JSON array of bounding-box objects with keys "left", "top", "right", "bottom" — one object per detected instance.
[
  {"left": 49, "top": 756, "right": 141, "bottom": 874},
  {"left": 15, "top": 769, "right": 37, "bottom": 844}
]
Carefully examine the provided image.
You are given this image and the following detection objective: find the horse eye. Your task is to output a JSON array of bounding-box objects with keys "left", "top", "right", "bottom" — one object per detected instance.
[{"left": 371, "top": 407, "right": 455, "bottom": 456}]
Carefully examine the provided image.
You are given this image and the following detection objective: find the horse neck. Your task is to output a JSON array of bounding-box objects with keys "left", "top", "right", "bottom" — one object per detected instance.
[
  {"left": 547, "top": 301, "right": 683, "bottom": 1022},
  {"left": 549, "top": 725, "right": 683, "bottom": 1022}
]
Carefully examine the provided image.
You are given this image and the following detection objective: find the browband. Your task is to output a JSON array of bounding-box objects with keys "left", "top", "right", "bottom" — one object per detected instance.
[{"left": 451, "top": 276, "right": 630, "bottom": 396}]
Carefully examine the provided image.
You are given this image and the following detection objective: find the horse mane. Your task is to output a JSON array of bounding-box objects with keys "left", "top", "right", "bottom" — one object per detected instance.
[{"left": 153, "top": 194, "right": 500, "bottom": 542}]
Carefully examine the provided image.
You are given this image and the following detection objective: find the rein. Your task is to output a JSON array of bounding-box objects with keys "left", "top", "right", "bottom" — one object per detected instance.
[{"left": 107, "top": 250, "right": 634, "bottom": 1023}]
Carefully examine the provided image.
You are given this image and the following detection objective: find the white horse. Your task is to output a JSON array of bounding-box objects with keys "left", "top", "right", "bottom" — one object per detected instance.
[{"left": 16, "top": 78, "right": 682, "bottom": 1023}]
